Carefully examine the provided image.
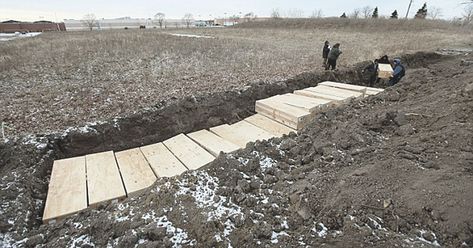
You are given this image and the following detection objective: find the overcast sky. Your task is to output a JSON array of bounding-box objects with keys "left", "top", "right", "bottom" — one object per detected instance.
[{"left": 0, "top": 0, "right": 469, "bottom": 21}]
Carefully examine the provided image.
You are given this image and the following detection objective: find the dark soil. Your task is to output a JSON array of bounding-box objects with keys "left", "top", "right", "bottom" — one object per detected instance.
[{"left": 1, "top": 52, "right": 472, "bottom": 247}]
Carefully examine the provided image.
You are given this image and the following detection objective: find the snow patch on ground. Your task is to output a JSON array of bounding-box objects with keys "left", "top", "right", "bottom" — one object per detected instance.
[
  {"left": 416, "top": 230, "right": 441, "bottom": 246},
  {"left": 62, "top": 123, "right": 100, "bottom": 137},
  {"left": 0, "top": 233, "right": 15, "bottom": 248},
  {"left": 312, "top": 223, "right": 328, "bottom": 238},
  {"left": 271, "top": 231, "right": 289, "bottom": 244},
  {"left": 0, "top": 32, "right": 41, "bottom": 41},
  {"left": 22, "top": 135, "right": 48, "bottom": 150},
  {"left": 166, "top": 33, "right": 214, "bottom": 39},
  {"left": 140, "top": 211, "right": 195, "bottom": 247},
  {"left": 68, "top": 234, "right": 95, "bottom": 247},
  {"left": 175, "top": 171, "right": 243, "bottom": 244}
]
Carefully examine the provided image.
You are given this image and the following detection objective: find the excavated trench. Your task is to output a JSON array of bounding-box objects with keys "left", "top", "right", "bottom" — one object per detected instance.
[{"left": 0, "top": 51, "right": 446, "bottom": 239}]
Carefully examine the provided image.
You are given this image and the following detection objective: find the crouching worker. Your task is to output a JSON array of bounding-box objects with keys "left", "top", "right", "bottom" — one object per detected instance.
[{"left": 389, "top": 58, "right": 406, "bottom": 86}]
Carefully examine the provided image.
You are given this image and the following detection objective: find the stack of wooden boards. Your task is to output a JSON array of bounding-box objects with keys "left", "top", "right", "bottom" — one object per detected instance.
[{"left": 42, "top": 81, "right": 384, "bottom": 224}]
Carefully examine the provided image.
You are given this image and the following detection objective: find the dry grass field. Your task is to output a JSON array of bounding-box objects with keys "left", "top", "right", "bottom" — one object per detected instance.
[{"left": 1, "top": 19, "right": 472, "bottom": 136}]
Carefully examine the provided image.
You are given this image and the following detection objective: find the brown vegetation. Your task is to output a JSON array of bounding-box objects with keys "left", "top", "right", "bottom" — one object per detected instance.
[{"left": 0, "top": 19, "right": 472, "bottom": 136}]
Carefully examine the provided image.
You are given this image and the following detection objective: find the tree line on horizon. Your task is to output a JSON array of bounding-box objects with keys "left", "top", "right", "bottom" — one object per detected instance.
[{"left": 80, "top": 1, "right": 473, "bottom": 30}]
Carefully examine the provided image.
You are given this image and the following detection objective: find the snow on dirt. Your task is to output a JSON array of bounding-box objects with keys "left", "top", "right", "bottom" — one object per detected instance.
[{"left": 0, "top": 53, "right": 472, "bottom": 247}]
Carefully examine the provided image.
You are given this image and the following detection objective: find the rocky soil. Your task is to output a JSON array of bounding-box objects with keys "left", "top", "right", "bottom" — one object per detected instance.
[{"left": 1, "top": 52, "right": 472, "bottom": 247}]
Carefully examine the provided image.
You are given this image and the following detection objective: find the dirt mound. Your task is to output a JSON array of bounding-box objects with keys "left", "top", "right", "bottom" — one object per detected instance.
[{"left": 1, "top": 52, "right": 473, "bottom": 247}]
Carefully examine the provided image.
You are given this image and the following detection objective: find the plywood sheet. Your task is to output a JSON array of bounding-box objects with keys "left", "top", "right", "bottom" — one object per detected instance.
[
  {"left": 163, "top": 134, "right": 215, "bottom": 170},
  {"left": 43, "top": 156, "right": 87, "bottom": 223},
  {"left": 86, "top": 151, "right": 126, "bottom": 206},
  {"left": 187, "top": 129, "right": 240, "bottom": 156},
  {"left": 244, "top": 114, "right": 296, "bottom": 136},
  {"left": 231, "top": 120, "right": 275, "bottom": 141},
  {"left": 210, "top": 121, "right": 275, "bottom": 148},
  {"left": 115, "top": 148, "right": 157, "bottom": 196},
  {"left": 140, "top": 143, "right": 188, "bottom": 178},
  {"left": 210, "top": 124, "right": 248, "bottom": 148}
]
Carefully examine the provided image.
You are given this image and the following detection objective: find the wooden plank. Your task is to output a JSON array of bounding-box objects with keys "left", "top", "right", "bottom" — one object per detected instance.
[
  {"left": 210, "top": 124, "right": 248, "bottom": 148},
  {"left": 255, "top": 103, "right": 297, "bottom": 130},
  {"left": 232, "top": 120, "right": 275, "bottom": 141},
  {"left": 294, "top": 89, "right": 347, "bottom": 102},
  {"left": 306, "top": 85, "right": 363, "bottom": 98},
  {"left": 163, "top": 134, "right": 215, "bottom": 170},
  {"left": 187, "top": 129, "right": 240, "bottom": 156},
  {"left": 115, "top": 148, "right": 157, "bottom": 196},
  {"left": 255, "top": 99, "right": 312, "bottom": 130},
  {"left": 270, "top": 93, "right": 332, "bottom": 112},
  {"left": 86, "top": 151, "right": 126, "bottom": 206},
  {"left": 319, "top": 81, "right": 384, "bottom": 95},
  {"left": 244, "top": 114, "right": 296, "bottom": 136},
  {"left": 377, "top": 64, "right": 394, "bottom": 79},
  {"left": 140, "top": 143, "right": 188, "bottom": 178},
  {"left": 210, "top": 121, "right": 275, "bottom": 148},
  {"left": 43, "top": 156, "right": 87, "bottom": 223}
]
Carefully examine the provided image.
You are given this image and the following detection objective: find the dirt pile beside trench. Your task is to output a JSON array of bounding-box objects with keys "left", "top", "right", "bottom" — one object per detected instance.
[{"left": 1, "top": 52, "right": 473, "bottom": 247}]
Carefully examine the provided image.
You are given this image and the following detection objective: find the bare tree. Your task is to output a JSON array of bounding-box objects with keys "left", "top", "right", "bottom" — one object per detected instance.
[
  {"left": 310, "top": 9, "right": 323, "bottom": 18},
  {"left": 81, "top": 13, "right": 98, "bottom": 31},
  {"left": 182, "top": 13, "right": 193, "bottom": 28},
  {"left": 271, "top": 8, "right": 281, "bottom": 19},
  {"left": 428, "top": 7, "right": 442, "bottom": 20},
  {"left": 361, "top": 6, "right": 374, "bottom": 19},
  {"left": 350, "top": 8, "right": 361, "bottom": 19},
  {"left": 243, "top": 12, "right": 256, "bottom": 22},
  {"left": 154, "top": 13, "right": 165, "bottom": 28},
  {"left": 463, "top": 5, "right": 473, "bottom": 24}
]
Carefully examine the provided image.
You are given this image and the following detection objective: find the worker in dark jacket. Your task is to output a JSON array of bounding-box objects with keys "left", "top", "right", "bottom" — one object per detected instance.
[
  {"left": 389, "top": 58, "right": 406, "bottom": 86},
  {"left": 326, "top": 43, "right": 342, "bottom": 70},
  {"left": 363, "top": 59, "right": 379, "bottom": 87},
  {"left": 322, "top": 41, "right": 331, "bottom": 67}
]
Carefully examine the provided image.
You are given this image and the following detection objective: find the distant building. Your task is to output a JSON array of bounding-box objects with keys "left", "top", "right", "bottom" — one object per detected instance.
[
  {"left": 0, "top": 20, "right": 66, "bottom": 33},
  {"left": 64, "top": 17, "right": 193, "bottom": 30}
]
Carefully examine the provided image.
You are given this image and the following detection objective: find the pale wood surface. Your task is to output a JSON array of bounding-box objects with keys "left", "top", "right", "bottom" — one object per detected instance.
[
  {"left": 43, "top": 156, "right": 87, "bottom": 223},
  {"left": 163, "top": 134, "right": 215, "bottom": 170},
  {"left": 140, "top": 143, "right": 188, "bottom": 178},
  {"left": 377, "top": 64, "right": 394, "bottom": 79},
  {"left": 232, "top": 120, "right": 275, "bottom": 141},
  {"left": 86, "top": 151, "right": 126, "bottom": 206},
  {"left": 115, "top": 148, "right": 157, "bottom": 195},
  {"left": 210, "top": 121, "right": 275, "bottom": 148},
  {"left": 294, "top": 89, "right": 347, "bottom": 102},
  {"left": 210, "top": 124, "right": 248, "bottom": 148},
  {"left": 244, "top": 114, "right": 296, "bottom": 136},
  {"left": 271, "top": 94, "right": 331, "bottom": 112},
  {"left": 255, "top": 99, "right": 311, "bottom": 129},
  {"left": 319, "top": 81, "right": 367, "bottom": 91},
  {"left": 187, "top": 129, "right": 240, "bottom": 156},
  {"left": 307, "top": 85, "right": 363, "bottom": 98},
  {"left": 319, "top": 81, "right": 384, "bottom": 95}
]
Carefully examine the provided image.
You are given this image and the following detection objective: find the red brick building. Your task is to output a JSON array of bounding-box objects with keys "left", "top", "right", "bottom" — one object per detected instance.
[{"left": 0, "top": 20, "right": 66, "bottom": 33}]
